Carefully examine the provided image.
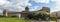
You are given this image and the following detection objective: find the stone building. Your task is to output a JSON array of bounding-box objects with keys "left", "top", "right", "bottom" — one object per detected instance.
[
  {"left": 51, "top": 12, "right": 57, "bottom": 17},
  {"left": 8, "top": 12, "right": 21, "bottom": 17},
  {"left": 40, "top": 7, "right": 50, "bottom": 13},
  {"left": 3, "top": 6, "right": 29, "bottom": 17},
  {"left": 3, "top": 9, "right": 21, "bottom": 17},
  {"left": 3, "top": 6, "right": 50, "bottom": 18},
  {"left": 51, "top": 11, "right": 60, "bottom": 18},
  {"left": 3, "top": 9, "right": 8, "bottom": 16},
  {"left": 21, "top": 6, "right": 30, "bottom": 18}
]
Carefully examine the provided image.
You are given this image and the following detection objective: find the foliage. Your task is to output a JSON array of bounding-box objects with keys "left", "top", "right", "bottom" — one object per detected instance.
[
  {"left": 27, "top": 11, "right": 50, "bottom": 21},
  {"left": 30, "top": 11, "right": 50, "bottom": 17}
]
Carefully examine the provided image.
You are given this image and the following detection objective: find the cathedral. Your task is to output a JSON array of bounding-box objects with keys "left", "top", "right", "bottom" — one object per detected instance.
[
  {"left": 21, "top": 6, "right": 30, "bottom": 18},
  {"left": 3, "top": 6, "right": 50, "bottom": 17}
]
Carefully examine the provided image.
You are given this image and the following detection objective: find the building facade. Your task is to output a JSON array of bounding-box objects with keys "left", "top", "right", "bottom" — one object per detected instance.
[
  {"left": 40, "top": 7, "right": 50, "bottom": 13},
  {"left": 51, "top": 11, "right": 60, "bottom": 19},
  {"left": 21, "top": 6, "right": 30, "bottom": 18},
  {"left": 3, "top": 6, "right": 30, "bottom": 17},
  {"left": 51, "top": 12, "right": 57, "bottom": 17},
  {"left": 3, "top": 6, "right": 50, "bottom": 18},
  {"left": 3, "top": 9, "right": 8, "bottom": 16},
  {"left": 3, "top": 9, "right": 21, "bottom": 17}
]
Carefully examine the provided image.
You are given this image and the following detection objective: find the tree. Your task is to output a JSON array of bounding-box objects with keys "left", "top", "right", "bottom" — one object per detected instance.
[{"left": 27, "top": 11, "right": 50, "bottom": 21}]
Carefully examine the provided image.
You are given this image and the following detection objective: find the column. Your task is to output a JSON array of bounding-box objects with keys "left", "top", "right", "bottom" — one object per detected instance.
[
  {"left": 19, "top": 13, "right": 21, "bottom": 19},
  {"left": 6, "top": 11, "right": 8, "bottom": 16}
]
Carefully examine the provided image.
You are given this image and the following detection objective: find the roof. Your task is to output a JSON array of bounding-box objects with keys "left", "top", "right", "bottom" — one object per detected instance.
[
  {"left": 42, "top": 7, "right": 50, "bottom": 10},
  {"left": 8, "top": 11, "right": 21, "bottom": 14}
]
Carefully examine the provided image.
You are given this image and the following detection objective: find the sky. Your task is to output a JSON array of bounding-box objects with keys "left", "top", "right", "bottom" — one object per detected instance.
[{"left": 0, "top": 0, "right": 59, "bottom": 13}]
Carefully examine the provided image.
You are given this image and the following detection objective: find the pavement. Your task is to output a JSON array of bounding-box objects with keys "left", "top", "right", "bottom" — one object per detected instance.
[
  {"left": 30, "top": 20, "right": 56, "bottom": 22},
  {"left": 57, "top": 19, "right": 60, "bottom": 22},
  {"left": 21, "top": 18, "right": 58, "bottom": 22},
  {"left": 27, "top": 18, "right": 60, "bottom": 22}
]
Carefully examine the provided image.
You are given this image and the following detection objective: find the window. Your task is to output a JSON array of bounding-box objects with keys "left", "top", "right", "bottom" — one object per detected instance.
[{"left": 46, "top": 10, "right": 49, "bottom": 12}]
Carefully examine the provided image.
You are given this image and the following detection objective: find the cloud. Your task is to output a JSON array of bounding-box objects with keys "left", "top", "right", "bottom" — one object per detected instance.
[
  {"left": 0, "top": 0, "right": 10, "bottom": 6},
  {"left": 28, "top": 3, "right": 32, "bottom": 6},
  {"left": 51, "top": 0, "right": 56, "bottom": 2},
  {"left": 0, "top": 0, "right": 29, "bottom": 12},
  {"left": 0, "top": 0, "right": 55, "bottom": 12},
  {"left": 29, "top": 6, "right": 39, "bottom": 11},
  {"left": 51, "top": 0, "right": 60, "bottom": 12},
  {"left": 32, "top": 0, "right": 50, "bottom": 3}
]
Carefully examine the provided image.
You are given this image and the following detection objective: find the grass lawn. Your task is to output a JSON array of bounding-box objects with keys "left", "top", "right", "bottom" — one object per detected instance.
[{"left": 0, "top": 17, "right": 30, "bottom": 22}]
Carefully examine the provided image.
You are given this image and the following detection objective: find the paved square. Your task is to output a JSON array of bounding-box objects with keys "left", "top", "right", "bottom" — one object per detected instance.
[{"left": 30, "top": 20, "right": 56, "bottom": 22}]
